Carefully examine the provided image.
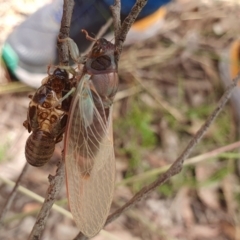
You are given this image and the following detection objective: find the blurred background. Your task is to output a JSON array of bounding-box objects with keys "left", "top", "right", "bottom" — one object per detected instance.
[{"left": 1, "top": 0, "right": 240, "bottom": 239}]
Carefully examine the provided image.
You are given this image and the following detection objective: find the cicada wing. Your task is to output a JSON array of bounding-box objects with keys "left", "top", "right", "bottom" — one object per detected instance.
[{"left": 64, "top": 74, "right": 115, "bottom": 237}]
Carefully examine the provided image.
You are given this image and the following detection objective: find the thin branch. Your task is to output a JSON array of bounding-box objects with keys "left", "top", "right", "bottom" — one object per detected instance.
[
  {"left": 28, "top": 0, "right": 74, "bottom": 239},
  {"left": 0, "top": 175, "right": 72, "bottom": 219},
  {"left": 28, "top": 161, "right": 65, "bottom": 240},
  {"left": 57, "top": 0, "right": 75, "bottom": 66},
  {"left": 0, "top": 163, "right": 29, "bottom": 227},
  {"left": 110, "top": 0, "right": 121, "bottom": 42},
  {"left": 119, "top": 140, "right": 240, "bottom": 186},
  {"left": 112, "top": 0, "right": 148, "bottom": 62},
  {"left": 105, "top": 72, "right": 240, "bottom": 224}
]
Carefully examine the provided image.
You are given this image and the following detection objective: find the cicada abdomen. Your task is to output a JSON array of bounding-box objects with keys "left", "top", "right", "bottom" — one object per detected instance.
[
  {"left": 64, "top": 32, "right": 119, "bottom": 237},
  {"left": 24, "top": 68, "right": 72, "bottom": 167},
  {"left": 25, "top": 129, "right": 63, "bottom": 167}
]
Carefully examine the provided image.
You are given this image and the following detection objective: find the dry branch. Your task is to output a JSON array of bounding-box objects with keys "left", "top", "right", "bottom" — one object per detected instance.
[
  {"left": 28, "top": 0, "right": 74, "bottom": 239},
  {"left": 112, "top": 0, "right": 148, "bottom": 62},
  {"left": 104, "top": 73, "right": 240, "bottom": 223},
  {"left": 28, "top": 161, "right": 65, "bottom": 240},
  {"left": 57, "top": 0, "right": 75, "bottom": 66}
]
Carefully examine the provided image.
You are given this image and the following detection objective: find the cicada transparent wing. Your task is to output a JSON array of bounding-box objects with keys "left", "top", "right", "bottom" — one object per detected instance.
[{"left": 64, "top": 73, "right": 116, "bottom": 237}]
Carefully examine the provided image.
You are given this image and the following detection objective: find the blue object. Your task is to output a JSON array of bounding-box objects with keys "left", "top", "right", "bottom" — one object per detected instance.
[{"left": 103, "top": 0, "right": 171, "bottom": 18}]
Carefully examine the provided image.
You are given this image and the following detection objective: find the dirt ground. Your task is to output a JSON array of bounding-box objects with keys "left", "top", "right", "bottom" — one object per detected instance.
[{"left": 1, "top": 0, "right": 240, "bottom": 239}]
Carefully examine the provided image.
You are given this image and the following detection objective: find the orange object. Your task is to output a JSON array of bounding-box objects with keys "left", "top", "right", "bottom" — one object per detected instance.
[
  {"left": 229, "top": 40, "right": 240, "bottom": 80},
  {"left": 132, "top": 7, "right": 167, "bottom": 31}
]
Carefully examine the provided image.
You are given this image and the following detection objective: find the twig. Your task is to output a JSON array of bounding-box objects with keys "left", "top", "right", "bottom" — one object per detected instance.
[
  {"left": 0, "top": 175, "right": 72, "bottom": 219},
  {"left": 0, "top": 163, "right": 28, "bottom": 228},
  {"left": 105, "top": 72, "right": 240, "bottom": 224},
  {"left": 28, "top": 0, "right": 74, "bottom": 239},
  {"left": 0, "top": 82, "right": 33, "bottom": 95},
  {"left": 28, "top": 161, "right": 66, "bottom": 240},
  {"left": 110, "top": 0, "right": 121, "bottom": 42},
  {"left": 119, "top": 140, "right": 240, "bottom": 186},
  {"left": 57, "top": 0, "right": 75, "bottom": 66},
  {"left": 111, "top": 0, "right": 148, "bottom": 62}
]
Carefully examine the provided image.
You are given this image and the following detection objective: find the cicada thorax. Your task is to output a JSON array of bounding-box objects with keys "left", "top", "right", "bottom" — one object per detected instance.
[
  {"left": 85, "top": 37, "right": 117, "bottom": 74},
  {"left": 24, "top": 68, "right": 72, "bottom": 167}
]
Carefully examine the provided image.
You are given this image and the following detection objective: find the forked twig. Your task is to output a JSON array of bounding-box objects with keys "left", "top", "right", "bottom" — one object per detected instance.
[
  {"left": 28, "top": 0, "right": 74, "bottom": 239},
  {"left": 111, "top": 0, "right": 148, "bottom": 62},
  {"left": 0, "top": 163, "right": 29, "bottom": 227}
]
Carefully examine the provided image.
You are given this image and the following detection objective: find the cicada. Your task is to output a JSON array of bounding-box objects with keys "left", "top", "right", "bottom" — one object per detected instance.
[
  {"left": 64, "top": 32, "right": 118, "bottom": 237},
  {"left": 24, "top": 68, "right": 73, "bottom": 167}
]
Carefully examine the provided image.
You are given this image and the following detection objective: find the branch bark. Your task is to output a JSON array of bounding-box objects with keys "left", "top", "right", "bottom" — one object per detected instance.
[
  {"left": 28, "top": 0, "right": 74, "bottom": 239},
  {"left": 111, "top": 0, "right": 148, "bottom": 63},
  {"left": 28, "top": 161, "right": 65, "bottom": 240},
  {"left": 57, "top": 0, "right": 75, "bottom": 66}
]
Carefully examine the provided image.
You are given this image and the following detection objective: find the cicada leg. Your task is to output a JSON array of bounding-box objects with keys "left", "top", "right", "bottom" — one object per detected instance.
[
  {"left": 58, "top": 37, "right": 85, "bottom": 64},
  {"left": 52, "top": 87, "right": 76, "bottom": 109}
]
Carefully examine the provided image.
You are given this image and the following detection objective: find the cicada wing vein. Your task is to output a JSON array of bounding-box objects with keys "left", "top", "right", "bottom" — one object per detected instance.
[{"left": 64, "top": 74, "right": 115, "bottom": 237}]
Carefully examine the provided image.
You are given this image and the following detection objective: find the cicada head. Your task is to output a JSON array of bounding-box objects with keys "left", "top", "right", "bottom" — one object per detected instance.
[
  {"left": 82, "top": 30, "right": 117, "bottom": 75},
  {"left": 91, "top": 38, "right": 115, "bottom": 58},
  {"left": 46, "top": 68, "right": 68, "bottom": 95},
  {"left": 52, "top": 68, "right": 68, "bottom": 79},
  {"left": 87, "top": 38, "right": 117, "bottom": 74}
]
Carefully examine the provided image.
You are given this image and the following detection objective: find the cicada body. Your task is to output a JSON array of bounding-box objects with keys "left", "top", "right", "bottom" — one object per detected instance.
[
  {"left": 24, "top": 68, "right": 73, "bottom": 167},
  {"left": 64, "top": 36, "right": 118, "bottom": 237}
]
